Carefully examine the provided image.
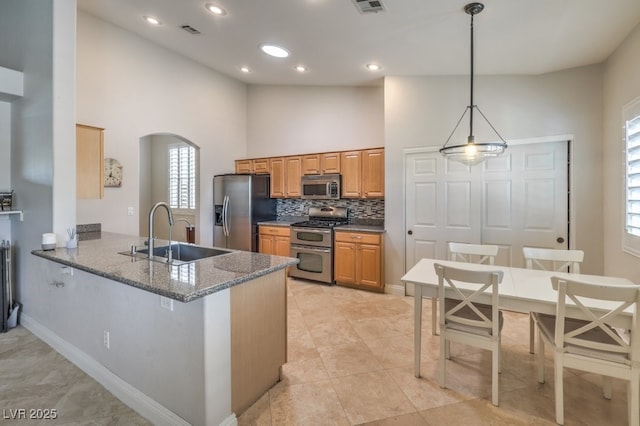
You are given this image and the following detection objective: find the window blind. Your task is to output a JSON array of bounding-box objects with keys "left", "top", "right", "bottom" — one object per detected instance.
[{"left": 168, "top": 145, "right": 196, "bottom": 210}]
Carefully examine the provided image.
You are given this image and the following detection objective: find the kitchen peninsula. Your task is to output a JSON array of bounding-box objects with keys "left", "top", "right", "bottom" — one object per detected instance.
[{"left": 29, "top": 232, "right": 297, "bottom": 426}]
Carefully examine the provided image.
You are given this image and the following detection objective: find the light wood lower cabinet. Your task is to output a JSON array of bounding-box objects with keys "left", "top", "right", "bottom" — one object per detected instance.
[
  {"left": 259, "top": 225, "right": 291, "bottom": 257},
  {"left": 334, "top": 231, "right": 384, "bottom": 292}
]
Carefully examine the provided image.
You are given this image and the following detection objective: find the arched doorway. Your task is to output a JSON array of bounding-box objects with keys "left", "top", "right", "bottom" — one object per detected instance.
[{"left": 139, "top": 134, "right": 200, "bottom": 243}]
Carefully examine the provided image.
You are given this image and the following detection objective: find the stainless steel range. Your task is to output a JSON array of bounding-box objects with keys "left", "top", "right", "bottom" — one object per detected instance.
[{"left": 289, "top": 206, "right": 348, "bottom": 284}]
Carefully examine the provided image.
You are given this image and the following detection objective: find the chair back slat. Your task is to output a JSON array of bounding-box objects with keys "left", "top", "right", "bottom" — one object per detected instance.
[
  {"left": 435, "top": 263, "right": 503, "bottom": 336},
  {"left": 523, "top": 247, "right": 584, "bottom": 273},
  {"left": 449, "top": 242, "right": 499, "bottom": 265},
  {"left": 551, "top": 276, "right": 640, "bottom": 359}
]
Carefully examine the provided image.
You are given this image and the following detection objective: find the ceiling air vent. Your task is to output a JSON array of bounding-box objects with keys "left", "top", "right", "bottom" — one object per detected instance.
[
  {"left": 352, "top": 0, "right": 385, "bottom": 14},
  {"left": 180, "top": 24, "right": 201, "bottom": 35}
]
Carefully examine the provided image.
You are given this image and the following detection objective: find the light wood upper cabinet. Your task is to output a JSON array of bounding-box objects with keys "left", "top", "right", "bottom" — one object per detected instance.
[
  {"left": 270, "top": 157, "right": 285, "bottom": 197},
  {"left": 76, "top": 124, "right": 104, "bottom": 199},
  {"left": 321, "top": 152, "right": 341, "bottom": 174},
  {"left": 341, "top": 149, "right": 384, "bottom": 198},
  {"left": 236, "top": 147, "right": 383, "bottom": 199},
  {"left": 301, "top": 154, "right": 321, "bottom": 175},
  {"left": 284, "top": 156, "right": 302, "bottom": 197},
  {"left": 362, "top": 148, "right": 384, "bottom": 198},
  {"left": 252, "top": 158, "right": 270, "bottom": 174},
  {"left": 235, "top": 160, "right": 252, "bottom": 174},
  {"left": 340, "top": 151, "right": 362, "bottom": 198}
]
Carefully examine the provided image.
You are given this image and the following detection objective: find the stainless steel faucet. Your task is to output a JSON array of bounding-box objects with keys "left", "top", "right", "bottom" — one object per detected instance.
[{"left": 148, "top": 202, "right": 175, "bottom": 260}]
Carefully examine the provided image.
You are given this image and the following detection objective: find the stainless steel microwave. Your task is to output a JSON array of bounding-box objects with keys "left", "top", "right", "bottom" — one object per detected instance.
[{"left": 301, "top": 174, "right": 341, "bottom": 200}]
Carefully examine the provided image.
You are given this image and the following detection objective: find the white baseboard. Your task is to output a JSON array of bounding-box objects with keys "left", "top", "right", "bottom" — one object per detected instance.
[
  {"left": 384, "top": 283, "right": 405, "bottom": 296},
  {"left": 219, "top": 414, "right": 238, "bottom": 426},
  {"left": 21, "top": 313, "right": 194, "bottom": 426}
]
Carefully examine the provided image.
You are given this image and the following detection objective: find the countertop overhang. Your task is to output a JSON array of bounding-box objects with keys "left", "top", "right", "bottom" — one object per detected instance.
[{"left": 31, "top": 232, "right": 298, "bottom": 302}]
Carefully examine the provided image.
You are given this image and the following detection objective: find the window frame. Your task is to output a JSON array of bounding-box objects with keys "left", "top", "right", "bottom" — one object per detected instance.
[{"left": 622, "top": 96, "right": 640, "bottom": 257}]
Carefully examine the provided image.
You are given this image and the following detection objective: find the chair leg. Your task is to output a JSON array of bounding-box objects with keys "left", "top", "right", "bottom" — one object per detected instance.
[
  {"left": 629, "top": 368, "right": 639, "bottom": 426},
  {"left": 603, "top": 376, "right": 612, "bottom": 400},
  {"left": 431, "top": 298, "right": 438, "bottom": 335},
  {"left": 439, "top": 333, "right": 446, "bottom": 389},
  {"left": 529, "top": 313, "right": 535, "bottom": 354},
  {"left": 537, "top": 327, "right": 545, "bottom": 384},
  {"left": 492, "top": 346, "right": 499, "bottom": 406},
  {"left": 554, "top": 355, "right": 564, "bottom": 425}
]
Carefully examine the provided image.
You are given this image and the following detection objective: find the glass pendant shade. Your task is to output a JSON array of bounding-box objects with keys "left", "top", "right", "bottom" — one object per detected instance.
[{"left": 440, "top": 3, "right": 507, "bottom": 166}]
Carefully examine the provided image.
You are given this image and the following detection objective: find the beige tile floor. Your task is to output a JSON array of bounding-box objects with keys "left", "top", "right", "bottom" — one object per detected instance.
[{"left": 0, "top": 277, "right": 631, "bottom": 425}]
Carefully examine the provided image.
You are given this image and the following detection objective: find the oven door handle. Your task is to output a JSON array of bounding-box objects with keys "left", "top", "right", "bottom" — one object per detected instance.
[
  {"left": 292, "top": 245, "right": 331, "bottom": 253},
  {"left": 291, "top": 228, "right": 332, "bottom": 235}
]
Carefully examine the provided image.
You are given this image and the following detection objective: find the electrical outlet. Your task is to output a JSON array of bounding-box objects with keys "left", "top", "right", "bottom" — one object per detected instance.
[
  {"left": 160, "top": 296, "right": 174, "bottom": 311},
  {"left": 365, "top": 205, "right": 372, "bottom": 214},
  {"left": 103, "top": 330, "right": 110, "bottom": 349},
  {"left": 127, "top": 207, "right": 134, "bottom": 216},
  {"left": 60, "top": 266, "right": 73, "bottom": 276}
]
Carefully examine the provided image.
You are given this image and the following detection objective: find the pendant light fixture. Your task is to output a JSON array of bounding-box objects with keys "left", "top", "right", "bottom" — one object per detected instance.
[{"left": 439, "top": 2, "right": 507, "bottom": 166}]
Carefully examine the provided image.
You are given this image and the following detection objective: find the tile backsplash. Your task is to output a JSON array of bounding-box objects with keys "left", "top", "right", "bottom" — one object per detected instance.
[{"left": 277, "top": 198, "right": 384, "bottom": 224}]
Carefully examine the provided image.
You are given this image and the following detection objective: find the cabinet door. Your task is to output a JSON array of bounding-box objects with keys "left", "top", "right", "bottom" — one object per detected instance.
[
  {"left": 362, "top": 148, "right": 384, "bottom": 198},
  {"left": 284, "top": 156, "right": 302, "bottom": 197},
  {"left": 270, "top": 157, "right": 285, "bottom": 198},
  {"left": 236, "top": 160, "right": 252, "bottom": 174},
  {"left": 274, "top": 236, "right": 291, "bottom": 257},
  {"left": 334, "top": 241, "right": 357, "bottom": 284},
  {"left": 259, "top": 234, "right": 274, "bottom": 254},
  {"left": 76, "top": 124, "right": 104, "bottom": 199},
  {"left": 357, "top": 243, "right": 382, "bottom": 288},
  {"left": 252, "top": 158, "right": 270, "bottom": 174},
  {"left": 321, "top": 152, "right": 341, "bottom": 174},
  {"left": 302, "top": 154, "right": 321, "bottom": 175},
  {"left": 340, "top": 151, "right": 362, "bottom": 198}
]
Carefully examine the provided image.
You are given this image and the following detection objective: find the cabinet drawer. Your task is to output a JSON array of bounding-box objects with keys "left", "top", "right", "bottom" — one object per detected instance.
[
  {"left": 335, "top": 232, "right": 380, "bottom": 245},
  {"left": 259, "top": 226, "right": 290, "bottom": 237}
]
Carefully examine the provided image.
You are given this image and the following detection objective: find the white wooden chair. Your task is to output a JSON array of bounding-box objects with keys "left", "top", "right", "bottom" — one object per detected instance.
[
  {"left": 531, "top": 277, "right": 640, "bottom": 425},
  {"left": 429, "top": 243, "right": 499, "bottom": 335},
  {"left": 434, "top": 263, "right": 504, "bottom": 406},
  {"left": 523, "top": 247, "right": 584, "bottom": 353}
]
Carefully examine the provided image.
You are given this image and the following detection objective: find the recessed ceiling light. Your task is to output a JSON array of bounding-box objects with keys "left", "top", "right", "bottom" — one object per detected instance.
[
  {"left": 205, "top": 3, "right": 227, "bottom": 16},
  {"left": 143, "top": 16, "right": 162, "bottom": 26},
  {"left": 240, "top": 66, "right": 251, "bottom": 73},
  {"left": 294, "top": 65, "right": 307, "bottom": 73},
  {"left": 366, "top": 63, "right": 382, "bottom": 71},
  {"left": 260, "top": 44, "right": 289, "bottom": 59}
]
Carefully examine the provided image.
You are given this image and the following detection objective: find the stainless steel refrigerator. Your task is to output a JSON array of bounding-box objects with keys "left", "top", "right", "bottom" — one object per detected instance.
[{"left": 213, "top": 174, "right": 276, "bottom": 252}]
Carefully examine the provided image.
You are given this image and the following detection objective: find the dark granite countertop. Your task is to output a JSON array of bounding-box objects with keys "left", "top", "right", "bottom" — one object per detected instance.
[
  {"left": 335, "top": 224, "right": 385, "bottom": 233},
  {"left": 31, "top": 232, "right": 298, "bottom": 303}
]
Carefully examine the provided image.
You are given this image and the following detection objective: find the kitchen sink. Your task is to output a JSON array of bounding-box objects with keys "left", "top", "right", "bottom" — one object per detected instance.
[{"left": 121, "top": 243, "right": 231, "bottom": 264}]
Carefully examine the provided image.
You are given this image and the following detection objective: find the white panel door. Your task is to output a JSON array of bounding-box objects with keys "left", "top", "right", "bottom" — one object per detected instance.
[
  {"left": 405, "top": 150, "right": 481, "bottom": 273},
  {"left": 482, "top": 141, "right": 568, "bottom": 268},
  {"left": 404, "top": 140, "right": 568, "bottom": 277}
]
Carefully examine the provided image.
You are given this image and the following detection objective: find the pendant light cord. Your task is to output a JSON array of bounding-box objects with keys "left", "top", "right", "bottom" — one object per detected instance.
[{"left": 469, "top": 11, "right": 475, "bottom": 141}]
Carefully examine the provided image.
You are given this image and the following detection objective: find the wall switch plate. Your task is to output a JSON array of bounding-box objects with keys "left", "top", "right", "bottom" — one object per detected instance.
[
  {"left": 160, "top": 296, "right": 174, "bottom": 311},
  {"left": 103, "top": 330, "right": 110, "bottom": 349},
  {"left": 127, "top": 207, "right": 134, "bottom": 216}
]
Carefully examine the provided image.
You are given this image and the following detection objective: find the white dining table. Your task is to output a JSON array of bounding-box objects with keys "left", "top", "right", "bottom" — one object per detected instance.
[{"left": 401, "top": 258, "right": 638, "bottom": 378}]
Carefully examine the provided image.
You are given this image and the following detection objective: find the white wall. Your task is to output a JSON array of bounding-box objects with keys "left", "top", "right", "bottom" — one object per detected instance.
[
  {"left": 603, "top": 23, "right": 640, "bottom": 281},
  {"left": 384, "top": 66, "right": 605, "bottom": 286},
  {"left": 0, "top": 0, "right": 76, "bottom": 312},
  {"left": 76, "top": 11, "right": 247, "bottom": 246},
  {"left": 246, "top": 85, "right": 384, "bottom": 157}
]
